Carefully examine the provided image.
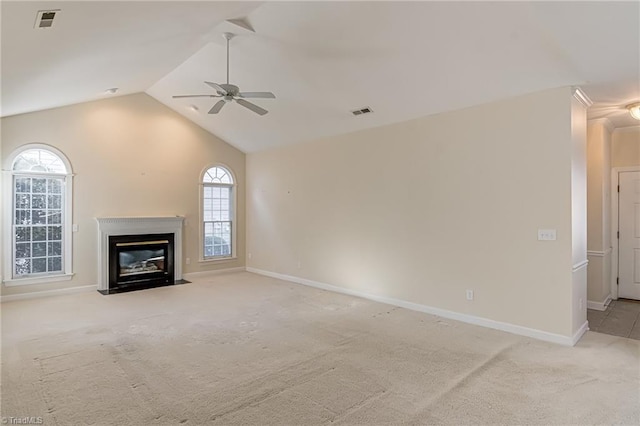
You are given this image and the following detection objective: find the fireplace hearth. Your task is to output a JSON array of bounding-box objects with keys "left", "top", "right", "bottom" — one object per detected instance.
[{"left": 95, "top": 216, "right": 186, "bottom": 294}]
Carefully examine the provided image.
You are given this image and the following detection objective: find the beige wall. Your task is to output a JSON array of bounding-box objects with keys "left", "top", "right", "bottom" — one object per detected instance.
[
  {"left": 586, "top": 120, "right": 612, "bottom": 307},
  {"left": 1, "top": 93, "right": 246, "bottom": 296},
  {"left": 247, "top": 87, "right": 578, "bottom": 337},
  {"left": 612, "top": 126, "right": 640, "bottom": 168}
]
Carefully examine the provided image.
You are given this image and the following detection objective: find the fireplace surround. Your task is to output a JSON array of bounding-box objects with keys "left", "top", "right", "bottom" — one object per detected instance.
[{"left": 96, "top": 217, "right": 184, "bottom": 294}]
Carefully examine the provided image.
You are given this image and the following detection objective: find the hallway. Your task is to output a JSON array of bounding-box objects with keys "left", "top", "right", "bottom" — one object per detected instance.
[{"left": 588, "top": 299, "right": 640, "bottom": 340}]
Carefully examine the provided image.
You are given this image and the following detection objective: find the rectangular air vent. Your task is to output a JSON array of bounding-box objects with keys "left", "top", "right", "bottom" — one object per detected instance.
[
  {"left": 351, "top": 107, "right": 373, "bottom": 116},
  {"left": 34, "top": 10, "right": 60, "bottom": 29}
]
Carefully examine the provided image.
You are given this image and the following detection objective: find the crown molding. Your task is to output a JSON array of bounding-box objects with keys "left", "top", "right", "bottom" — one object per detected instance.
[{"left": 572, "top": 87, "right": 593, "bottom": 108}]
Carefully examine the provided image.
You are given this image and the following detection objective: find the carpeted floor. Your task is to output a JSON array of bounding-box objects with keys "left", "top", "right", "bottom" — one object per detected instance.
[{"left": 2, "top": 271, "right": 639, "bottom": 425}]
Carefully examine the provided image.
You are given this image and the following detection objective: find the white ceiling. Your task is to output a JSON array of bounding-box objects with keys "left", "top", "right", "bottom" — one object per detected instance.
[{"left": 2, "top": 1, "right": 639, "bottom": 153}]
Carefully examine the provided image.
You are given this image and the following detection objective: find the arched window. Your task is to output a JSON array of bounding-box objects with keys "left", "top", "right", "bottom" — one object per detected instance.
[
  {"left": 3, "top": 145, "right": 73, "bottom": 285},
  {"left": 201, "top": 165, "right": 235, "bottom": 259}
]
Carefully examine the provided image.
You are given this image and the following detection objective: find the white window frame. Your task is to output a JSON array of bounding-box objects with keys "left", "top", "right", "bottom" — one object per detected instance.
[
  {"left": 199, "top": 164, "right": 237, "bottom": 263},
  {"left": 2, "top": 144, "right": 74, "bottom": 286}
]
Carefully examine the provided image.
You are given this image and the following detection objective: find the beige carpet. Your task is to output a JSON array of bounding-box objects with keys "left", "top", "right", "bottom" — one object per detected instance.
[{"left": 2, "top": 271, "right": 639, "bottom": 425}]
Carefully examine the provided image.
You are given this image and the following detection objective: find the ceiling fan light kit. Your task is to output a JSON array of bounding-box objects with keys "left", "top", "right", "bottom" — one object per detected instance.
[
  {"left": 627, "top": 102, "right": 640, "bottom": 120},
  {"left": 172, "top": 32, "right": 275, "bottom": 115}
]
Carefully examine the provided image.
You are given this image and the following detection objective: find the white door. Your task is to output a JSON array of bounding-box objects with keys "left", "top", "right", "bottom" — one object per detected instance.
[{"left": 618, "top": 171, "right": 640, "bottom": 300}]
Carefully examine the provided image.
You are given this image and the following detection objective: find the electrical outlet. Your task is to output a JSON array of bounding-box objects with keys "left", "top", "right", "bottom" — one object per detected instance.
[
  {"left": 297, "top": 261, "right": 302, "bottom": 269},
  {"left": 186, "top": 258, "right": 190, "bottom": 265},
  {"left": 466, "top": 290, "right": 474, "bottom": 301},
  {"left": 248, "top": 253, "right": 252, "bottom": 259},
  {"left": 538, "top": 229, "right": 557, "bottom": 241},
  {"left": 72, "top": 224, "right": 78, "bottom": 232},
  {"left": 579, "top": 298, "right": 583, "bottom": 310}
]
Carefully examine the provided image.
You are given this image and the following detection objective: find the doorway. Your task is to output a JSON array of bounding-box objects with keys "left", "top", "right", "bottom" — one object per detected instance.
[{"left": 613, "top": 167, "right": 640, "bottom": 301}]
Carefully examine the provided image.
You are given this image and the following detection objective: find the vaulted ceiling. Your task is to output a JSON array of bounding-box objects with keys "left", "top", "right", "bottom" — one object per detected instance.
[{"left": 2, "top": 1, "right": 639, "bottom": 153}]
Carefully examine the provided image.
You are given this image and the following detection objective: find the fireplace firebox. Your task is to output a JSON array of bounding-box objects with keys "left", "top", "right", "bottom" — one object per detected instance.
[{"left": 107, "top": 233, "right": 175, "bottom": 293}]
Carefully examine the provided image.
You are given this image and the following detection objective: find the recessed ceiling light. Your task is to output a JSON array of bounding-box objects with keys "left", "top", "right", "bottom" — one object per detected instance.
[
  {"left": 189, "top": 105, "right": 199, "bottom": 112},
  {"left": 105, "top": 88, "right": 118, "bottom": 95}
]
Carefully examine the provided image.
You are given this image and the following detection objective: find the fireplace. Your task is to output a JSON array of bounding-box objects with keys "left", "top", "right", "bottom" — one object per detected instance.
[
  {"left": 109, "top": 233, "right": 174, "bottom": 291},
  {"left": 95, "top": 217, "right": 185, "bottom": 294}
]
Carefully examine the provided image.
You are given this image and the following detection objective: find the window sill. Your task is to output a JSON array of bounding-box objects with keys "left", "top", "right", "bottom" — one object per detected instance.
[
  {"left": 198, "top": 256, "right": 237, "bottom": 264},
  {"left": 3, "top": 273, "right": 75, "bottom": 287}
]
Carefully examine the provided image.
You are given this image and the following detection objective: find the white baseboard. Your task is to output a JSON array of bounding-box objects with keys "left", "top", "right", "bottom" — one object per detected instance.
[
  {"left": 1, "top": 284, "right": 97, "bottom": 303},
  {"left": 246, "top": 267, "right": 579, "bottom": 346},
  {"left": 587, "top": 295, "right": 612, "bottom": 311},
  {"left": 572, "top": 321, "right": 590, "bottom": 346},
  {"left": 183, "top": 267, "right": 247, "bottom": 281},
  {"left": 1, "top": 268, "right": 249, "bottom": 302}
]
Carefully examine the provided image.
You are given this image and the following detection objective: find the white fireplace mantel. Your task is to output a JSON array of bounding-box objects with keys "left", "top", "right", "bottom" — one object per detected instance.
[{"left": 95, "top": 216, "right": 184, "bottom": 291}]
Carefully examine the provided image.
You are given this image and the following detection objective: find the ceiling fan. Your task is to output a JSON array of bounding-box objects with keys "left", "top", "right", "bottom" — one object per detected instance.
[{"left": 172, "top": 32, "right": 275, "bottom": 116}]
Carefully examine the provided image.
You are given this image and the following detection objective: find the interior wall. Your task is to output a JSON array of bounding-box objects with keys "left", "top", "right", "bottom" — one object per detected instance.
[
  {"left": 247, "top": 87, "right": 576, "bottom": 337},
  {"left": 612, "top": 126, "right": 640, "bottom": 168},
  {"left": 1, "top": 93, "right": 246, "bottom": 296},
  {"left": 586, "top": 119, "right": 612, "bottom": 308}
]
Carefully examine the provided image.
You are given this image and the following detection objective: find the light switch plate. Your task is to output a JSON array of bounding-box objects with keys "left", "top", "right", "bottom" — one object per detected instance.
[{"left": 538, "top": 229, "right": 556, "bottom": 241}]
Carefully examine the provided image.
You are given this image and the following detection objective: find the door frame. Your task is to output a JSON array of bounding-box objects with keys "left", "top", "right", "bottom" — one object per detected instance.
[{"left": 611, "top": 166, "right": 640, "bottom": 300}]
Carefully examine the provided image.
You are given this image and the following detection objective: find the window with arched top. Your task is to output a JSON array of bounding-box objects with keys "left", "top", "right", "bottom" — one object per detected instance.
[
  {"left": 203, "top": 166, "right": 233, "bottom": 184},
  {"left": 3, "top": 145, "right": 74, "bottom": 285},
  {"left": 12, "top": 149, "right": 67, "bottom": 174},
  {"left": 201, "top": 165, "right": 235, "bottom": 260}
]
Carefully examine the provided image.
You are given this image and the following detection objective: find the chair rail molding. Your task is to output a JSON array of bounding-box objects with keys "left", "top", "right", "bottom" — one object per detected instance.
[{"left": 587, "top": 248, "right": 612, "bottom": 257}]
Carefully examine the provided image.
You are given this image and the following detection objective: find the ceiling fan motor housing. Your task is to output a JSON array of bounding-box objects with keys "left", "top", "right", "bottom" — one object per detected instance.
[{"left": 220, "top": 84, "right": 239, "bottom": 96}]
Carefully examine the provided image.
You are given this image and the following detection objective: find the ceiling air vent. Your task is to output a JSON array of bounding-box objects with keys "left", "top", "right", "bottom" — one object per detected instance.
[
  {"left": 34, "top": 10, "right": 60, "bottom": 29},
  {"left": 351, "top": 107, "right": 373, "bottom": 116}
]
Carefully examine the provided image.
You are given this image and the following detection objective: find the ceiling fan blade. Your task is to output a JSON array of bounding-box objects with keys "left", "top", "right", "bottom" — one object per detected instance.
[
  {"left": 172, "top": 94, "right": 221, "bottom": 99},
  {"left": 208, "top": 100, "right": 226, "bottom": 114},
  {"left": 236, "top": 98, "right": 268, "bottom": 116},
  {"left": 238, "top": 92, "right": 276, "bottom": 99},
  {"left": 204, "top": 81, "right": 227, "bottom": 95}
]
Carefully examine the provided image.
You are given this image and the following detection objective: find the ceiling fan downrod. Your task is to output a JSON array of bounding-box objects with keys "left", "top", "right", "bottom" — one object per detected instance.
[{"left": 223, "top": 32, "right": 234, "bottom": 85}]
